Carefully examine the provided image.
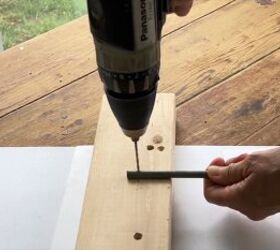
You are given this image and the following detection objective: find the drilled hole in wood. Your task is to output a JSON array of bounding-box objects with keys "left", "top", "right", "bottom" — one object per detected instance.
[
  {"left": 153, "top": 135, "right": 163, "bottom": 144},
  {"left": 134, "top": 232, "right": 143, "bottom": 240},
  {"left": 147, "top": 145, "right": 154, "bottom": 150},
  {"left": 158, "top": 146, "right": 165, "bottom": 151}
]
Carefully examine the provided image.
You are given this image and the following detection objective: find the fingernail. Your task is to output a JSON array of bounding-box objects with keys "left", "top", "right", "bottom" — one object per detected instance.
[{"left": 207, "top": 166, "right": 221, "bottom": 177}]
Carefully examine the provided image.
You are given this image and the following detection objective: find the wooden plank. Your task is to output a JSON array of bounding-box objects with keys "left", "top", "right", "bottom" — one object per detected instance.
[
  {"left": 176, "top": 48, "right": 280, "bottom": 145},
  {"left": 0, "top": 73, "right": 103, "bottom": 146},
  {"left": 159, "top": 0, "right": 280, "bottom": 104},
  {"left": 0, "top": 17, "right": 95, "bottom": 117},
  {"left": 76, "top": 94, "right": 175, "bottom": 249},
  {"left": 238, "top": 117, "right": 280, "bottom": 145},
  {"left": 0, "top": 0, "right": 232, "bottom": 118},
  {"left": 0, "top": 0, "right": 279, "bottom": 146},
  {"left": 163, "top": 0, "right": 235, "bottom": 35}
]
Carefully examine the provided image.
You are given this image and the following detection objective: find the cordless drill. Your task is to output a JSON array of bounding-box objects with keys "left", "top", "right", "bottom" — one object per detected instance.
[
  {"left": 87, "top": 0, "right": 169, "bottom": 140},
  {"left": 86, "top": 0, "right": 209, "bottom": 180},
  {"left": 87, "top": 0, "right": 169, "bottom": 170}
]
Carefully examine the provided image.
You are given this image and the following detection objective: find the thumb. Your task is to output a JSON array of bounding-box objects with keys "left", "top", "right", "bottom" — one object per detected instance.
[
  {"left": 207, "top": 158, "right": 252, "bottom": 185},
  {"left": 171, "top": 0, "right": 193, "bottom": 16}
]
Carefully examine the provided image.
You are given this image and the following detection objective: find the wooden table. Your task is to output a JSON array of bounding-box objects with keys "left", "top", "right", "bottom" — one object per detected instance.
[{"left": 0, "top": 0, "right": 279, "bottom": 146}]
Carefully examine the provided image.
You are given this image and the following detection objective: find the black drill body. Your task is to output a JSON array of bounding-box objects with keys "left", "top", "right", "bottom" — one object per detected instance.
[{"left": 87, "top": 0, "right": 169, "bottom": 141}]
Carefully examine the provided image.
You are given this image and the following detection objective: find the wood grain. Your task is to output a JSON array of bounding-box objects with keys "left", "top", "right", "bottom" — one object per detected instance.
[
  {"left": 0, "top": 73, "right": 102, "bottom": 146},
  {"left": 159, "top": 0, "right": 280, "bottom": 104},
  {"left": 0, "top": 0, "right": 279, "bottom": 146},
  {"left": 0, "top": 17, "right": 95, "bottom": 117},
  {"left": 0, "top": 0, "right": 232, "bottom": 118},
  {"left": 163, "top": 0, "right": 234, "bottom": 35},
  {"left": 176, "top": 48, "right": 280, "bottom": 145},
  {"left": 76, "top": 94, "right": 175, "bottom": 250},
  {"left": 238, "top": 117, "right": 280, "bottom": 145}
]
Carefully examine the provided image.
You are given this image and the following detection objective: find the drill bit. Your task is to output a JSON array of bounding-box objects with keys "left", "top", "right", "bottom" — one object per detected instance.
[{"left": 134, "top": 141, "right": 140, "bottom": 172}]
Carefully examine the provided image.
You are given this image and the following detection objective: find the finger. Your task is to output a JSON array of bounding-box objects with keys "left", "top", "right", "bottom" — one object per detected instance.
[
  {"left": 204, "top": 179, "right": 269, "bottom": 220},
  {"left": 171, "top": 0, "right": 193, "bottom": 16},
  {"left": 204, "top": 181, "right": 238, "bottom": 207},
  {"left": 205, "top": 158, "right": 226, "bottom": 178},
  {"left": 207, "top": 159, "right": 252, "bottom": 186},
  {"left": 209, "top": 157, "right": 226, "bottom": 166},
  {"left": 207, "top": 154, "right": 248, "bottom": 182},
  {"left": 226, "top": 153, "right": 248, "bottom": 165},
  {"left": 205, "top": 158, "right": 226, "bottom": 179}
]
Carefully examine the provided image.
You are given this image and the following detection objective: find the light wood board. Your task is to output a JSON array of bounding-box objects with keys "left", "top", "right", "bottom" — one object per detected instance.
[{"left": 76, "top": 93, "right": 176, "bottom": 249}]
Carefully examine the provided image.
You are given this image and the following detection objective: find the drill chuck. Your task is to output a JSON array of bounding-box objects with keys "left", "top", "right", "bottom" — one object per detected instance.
[{"left": 106, "top": 87, "right": 157, "bottom": 141}]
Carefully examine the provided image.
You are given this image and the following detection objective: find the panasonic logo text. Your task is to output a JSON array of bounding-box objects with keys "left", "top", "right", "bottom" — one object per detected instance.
[{"left": 140, "top": 0, "right": 148, "bottom": 41}]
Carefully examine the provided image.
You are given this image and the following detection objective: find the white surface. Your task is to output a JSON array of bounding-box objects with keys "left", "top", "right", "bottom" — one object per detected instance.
[
  {"left": 0, "top": 146, "right": 92, "bottom": 250},
  {"left": 0, "top": 146, "right": 280, "bottom": 250},
  {"left": 0, "top": 147, "right": 74, "bottom": 249},
  {"left": 173, "top": 146, "right": 280, "bottom": 250},
  {"left": 51, "top": 146, "right": 93, "bottom": 249}
]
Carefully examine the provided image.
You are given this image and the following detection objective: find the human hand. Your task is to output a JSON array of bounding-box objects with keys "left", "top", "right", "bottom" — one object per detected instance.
[
  {"left": 204, "top": 147, "right": 280, "bottom": 221},
  {"left": 171, "top": 0, "right": 193, "bottom": 16}
]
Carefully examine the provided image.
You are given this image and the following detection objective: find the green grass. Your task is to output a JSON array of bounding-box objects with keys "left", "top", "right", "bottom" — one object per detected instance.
[{"left": 0, "top": 0, "right": 87, "bottom": 49}]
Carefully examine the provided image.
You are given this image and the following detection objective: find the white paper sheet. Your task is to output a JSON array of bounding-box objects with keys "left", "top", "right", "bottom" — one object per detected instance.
[
  {"left": 0, "top": 147, "right": 74, "bottom": 250},
  {"left": 0, "top": 146, "right": 92, "bottom": 250},
  {"left": 51, "top": 146, "right": 93, "bottom": 250}
]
